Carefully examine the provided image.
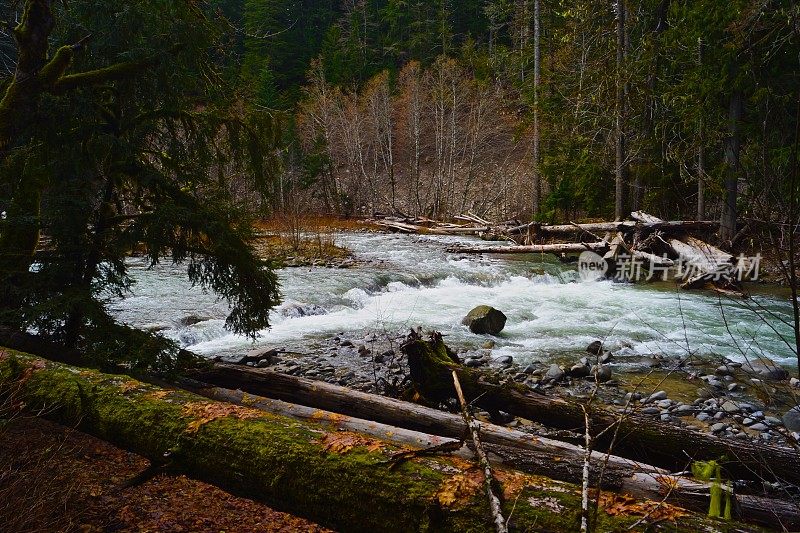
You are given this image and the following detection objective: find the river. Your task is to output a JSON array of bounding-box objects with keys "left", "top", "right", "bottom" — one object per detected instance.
[{"left": 108, "top": 232, "right": 796, "bottom": 368}]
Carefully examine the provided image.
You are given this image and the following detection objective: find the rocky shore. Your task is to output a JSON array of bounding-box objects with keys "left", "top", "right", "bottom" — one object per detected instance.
[{"left": 222, "top": 311, "right": 800, "bottom": 451}]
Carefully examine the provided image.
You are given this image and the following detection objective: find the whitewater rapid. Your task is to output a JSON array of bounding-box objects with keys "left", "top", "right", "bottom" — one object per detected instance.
[{"left": 108, "top": 232, "right": 796, "bottom": 366}]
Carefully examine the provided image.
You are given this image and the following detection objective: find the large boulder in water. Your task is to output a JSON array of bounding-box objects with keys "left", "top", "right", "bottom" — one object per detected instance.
[
  {"left": 743, "top": 357, "right": 789, "bottom": 381},
  {"left": 462, "top": 305, "right": 507, "bottom": 335}
]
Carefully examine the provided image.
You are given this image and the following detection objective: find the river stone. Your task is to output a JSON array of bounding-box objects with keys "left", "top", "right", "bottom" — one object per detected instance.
[
  {"left": 570, "top": 364, "right": 590, "bottom": 378},
  {"left": 592, "top": 364, "right": 612, "bottom": 382},
  {"left": 721, "top": 400, "right": 740, "bottom": 414},
  {"left": 696, "top": 412, "right": 711, "bottom": 422},
  {"left": 462, "top": 305, "right": 507, "bottom": 335},
  {"left": 646, "top": 391, "right": 667, "bottom": 403},
  {"left": 782, "top": 406, "right": 800, "bottom": 432},
  {"left": 742, "top": 357, "right": 789, "bottom": 381},
  {"left": 586, "top": 340, "right": 603, "bottom": 355},
  {"left": 749, "top": 423, "right": 768, "bottom": 432},
  {"left": 791, "top": 377, "right": 800, "bottom": 388},
  {"left": 544, "top": 364, "right": 565, "bottom": 383},
  {"left": 281, "top": 302, "right": 327, "bottom": 318},
  {"left": 495, "top": 355, "right": 514, "bottom": 368},
  {"left": 710, "top": 423, "right": 727, "bottom": 433}
]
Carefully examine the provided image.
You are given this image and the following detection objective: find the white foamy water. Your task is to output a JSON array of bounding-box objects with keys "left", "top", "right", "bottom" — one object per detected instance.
[{"left": 107, "top": 232, "right": 796, "bottom": 366}]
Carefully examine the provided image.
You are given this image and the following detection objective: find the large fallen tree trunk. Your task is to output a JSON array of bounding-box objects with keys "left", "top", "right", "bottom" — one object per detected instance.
[
  {"left": 447, "top": 242, "right": 608, "bottom": 255},
  {"left": 191, "top": 352, "right": 800, "bottom": 489},
  {"left": 184, "top": 364, "right": 654, "bottom": 476},
  {"left": 402, "top": 333, "right": 800, "bottom": 487},
  {"left": 186, "top": 379, "right": 800, "bottom": 529},
  {"left": 0, "top": 350, "right": 738, "bottom": 532}
]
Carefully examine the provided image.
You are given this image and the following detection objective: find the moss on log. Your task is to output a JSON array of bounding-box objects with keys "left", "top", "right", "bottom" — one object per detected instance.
[
  {"left": 0, "top": 349, "right": 757, "bottom": 532},
  {"left": 402, "top": 334, "right": 800, "bottom": 486}
]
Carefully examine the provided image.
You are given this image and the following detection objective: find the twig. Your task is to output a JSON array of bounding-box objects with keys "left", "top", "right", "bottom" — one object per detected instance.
[
  {"left": 580, "top": 405, "right": 592, "bottom": 533},
  {"left": 452, "top": 370, "right": 508, "bottom": 533}
]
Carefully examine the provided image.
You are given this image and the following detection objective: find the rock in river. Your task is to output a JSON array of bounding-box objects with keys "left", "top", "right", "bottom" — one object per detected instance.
[
  {"left": 462, "top": 305, "right": 507, "bottom": 335},
  {"left": 742, "top": 357, "right": 789, "bottom": 381}
]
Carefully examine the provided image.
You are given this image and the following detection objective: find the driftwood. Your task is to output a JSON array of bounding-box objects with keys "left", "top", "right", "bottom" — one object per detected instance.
[
  {"left": 447, "top": 242, "right": 608, "bottom": 255},
  {"left": 183, "top": 376, "right": 800, "bottom": 529},
  {"left": 451, "top": 371, "right": 508, "bottom": 533},
  {"left": 186, "top": 363, "right": 656, "bottom": 476},
  {"left": 401, "top": 333, "right": 800, "bottom": 487},
  {"left": 5, "top": 352, "right": 665, "bottom": 532}
]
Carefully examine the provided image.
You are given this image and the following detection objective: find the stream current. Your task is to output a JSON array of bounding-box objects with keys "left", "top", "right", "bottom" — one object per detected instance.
[{"left": 109, "top": 232, "right": 796, "bottom": 367}]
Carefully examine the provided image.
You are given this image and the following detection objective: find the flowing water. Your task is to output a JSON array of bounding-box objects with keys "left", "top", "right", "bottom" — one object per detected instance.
[{"left": 109, "top": 232, "right": 796, "bottom": 367}]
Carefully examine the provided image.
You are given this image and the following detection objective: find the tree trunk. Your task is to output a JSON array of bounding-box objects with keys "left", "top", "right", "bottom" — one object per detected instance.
[
  {"left": 721, "top": 86, "right": 744, "bottom": 244},
  {"left": 532, "top": 0, "right": 541, "bottom": 216},
  {"left": 446, "top": 242, "right": 608, "bottom": 254},
  {"left": 697, "top": 37, "right": 706, "bottom": 221},
  {"left": 614, "top": 0, "right": 627, "bottom": 221},
  {"left": 400, "top": 334, "right": 800, "bottom": 486},
  {"left": 1, "top": 351, "right": 745, "bottom": 532}
]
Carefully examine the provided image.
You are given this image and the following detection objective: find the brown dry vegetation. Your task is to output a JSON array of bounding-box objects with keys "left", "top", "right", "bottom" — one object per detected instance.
[{"left": 0, "top": 417, "right": 332, "bottom": 533}]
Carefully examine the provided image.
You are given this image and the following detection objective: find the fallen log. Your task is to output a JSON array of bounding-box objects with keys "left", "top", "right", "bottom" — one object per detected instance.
[
  {"left": 185, "top": 363, "right": 656, "bottom": 476},
  {"left": 402, "top": 333, "right": 800, "bottom": 487},
  {"left": 447, "top": 242, "right": 608, "bottom": 255},
  {"left": 184, "top": 378, "right": 800, "bottom": 529},
  {"left": 1, "top": 350, "right": 741, "bottom": 532}
]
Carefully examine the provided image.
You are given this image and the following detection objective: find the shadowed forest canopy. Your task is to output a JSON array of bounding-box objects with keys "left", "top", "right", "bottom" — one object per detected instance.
[
  {"left": 0, "top": 0, "right": 282, "bottom": 370},
  {"left": 227, "top": 0, "right": 798, "bottom": 230},
  {"left": 0, "top": 0, "right": 798, "bottom": 370}
]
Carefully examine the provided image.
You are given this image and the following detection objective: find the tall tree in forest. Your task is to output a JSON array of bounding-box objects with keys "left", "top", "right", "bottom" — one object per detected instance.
[
  {"left": 614, "top": 0, "right": 627, "bottom": 220},
  {"left": 531, "top": 0, "right": 541, "bottom": 216},
  {"left": 0, "top": 0, "right": 282, "bottom": 370}
]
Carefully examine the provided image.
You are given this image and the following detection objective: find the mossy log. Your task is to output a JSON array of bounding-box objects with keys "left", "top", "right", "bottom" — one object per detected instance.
[
  {"left": 0, "top": 348, "right": 751, "bottom": 533},
  {"left": 402, "top": 334, "right": 800, "bottom": 487},
  {"left": 0, "top": 349, "right": 764, "bottom": 532},
  {"left": 186, "top": 382, "right": 800, "bottom": 529}
]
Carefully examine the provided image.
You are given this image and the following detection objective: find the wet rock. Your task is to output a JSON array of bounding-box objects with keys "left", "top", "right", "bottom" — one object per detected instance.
[
  {"left": 742, "top": 357, "right": 789, "bottom": 381},
  {"left": 462, "top": 305, "right": 507, "bottom": 335},
  {"left": 592, "top": 364, "right": 612, "bottom": 382},
  {"left": 782, "top": 406, "right": 800, "bottom": 432},
  {"left": 280, "top": 302, "right": 327, "bottom": 318},
  {"left": 586, "top": 340, "right": 603, "bottom": 355},
  {"left": 720, "top": 400, "right": 740, "bottom": 414},
  {"left": 544, "top": 364, "right": 565, "bottom": 383},
  {"left": 179, "top": 314, "right": 210, "bottom": 326},
  {"left": 465, "top": 357, "right": 487, "bottom": 368},
  {"left": 495, "top": 355, "right": 514, "bottom": 368},
  {"left": 646, "top": 391, "right": 667, "bottom": 403},
  {"left": 727, "top": 383, "right": 739, "bottom": 392},
  {"left": 523, "top": 364, "right": 538, "bottom": 374},
  {"left": 569, "top": 364, "right": 590, "bottom": 378},
  {"left": 710, "top": 423, "right": 727, "bottom": 433}
]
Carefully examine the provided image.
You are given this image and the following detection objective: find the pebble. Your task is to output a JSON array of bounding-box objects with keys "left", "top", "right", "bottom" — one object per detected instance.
[
  {"left": 765, "top": 416, "right": 782, "bottom": 426},
  {"left": 713, "top": 412, "right": 726, "bottom": 420},
  {"left": 710, "top": 423, "right": 727, "bottom": 433},
  {"left": 742, "top": 418, "right": 754, "bottom": 426},
  {"left": 720, "top": 400, "right": 740, "bottom": 413},
  {"left": 782, "top": 406, "right": 800, "bottom": 432},
  {"left": 696, "top": 412, "right": 711, "bottom": 422},
  {"left": 656, "top": 399, "right": 672, "bottom": 409},
  {"left": 791, "top": 377, "right": 800, "bottom": 388},
  {"left": 641, "top": 407, "right": 660, "bottom": 415},
  {"left": 495, "top": 355, "right": 514, "bottom": 368},
  {"left": 749, "top": 423, "right": 768, "bottom": 431},
  {"left": 727, "top": 383, "right": 739, "bottom": 392}
]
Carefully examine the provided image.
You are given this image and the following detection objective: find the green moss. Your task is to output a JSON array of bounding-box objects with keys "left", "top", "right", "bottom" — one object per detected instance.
[{"left": 0, "top": 349, "right": 764, "bottom": 532}]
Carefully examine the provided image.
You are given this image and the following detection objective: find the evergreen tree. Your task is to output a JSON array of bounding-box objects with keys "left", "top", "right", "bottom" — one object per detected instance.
[{"left": 0, "top": 0, "right": 282, "bottom": 371}]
